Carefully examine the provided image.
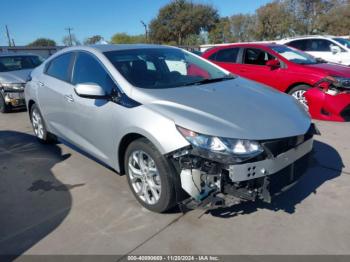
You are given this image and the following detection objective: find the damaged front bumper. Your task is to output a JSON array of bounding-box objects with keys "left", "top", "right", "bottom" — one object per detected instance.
[
  {"left": 1, "top": 90, "right": 26, "bottom": 107},
  {"left": 172, "top": 126, "right": 316, "bottom": 210}
]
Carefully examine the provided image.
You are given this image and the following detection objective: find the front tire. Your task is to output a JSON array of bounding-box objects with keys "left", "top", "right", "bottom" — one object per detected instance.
[
  {"left": 288, "top": 85, "right": 310, "bottom": 110},
  {"left": 125, "top": 138, "right": 178, "bottom": 213},
  {"left": 30, "top": 104, "right": 56, "bottom": 143}
]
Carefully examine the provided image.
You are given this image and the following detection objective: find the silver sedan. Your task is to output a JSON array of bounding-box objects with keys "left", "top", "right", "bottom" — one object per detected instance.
[{"left": 25, "top": 44, "right": 314, "bottom": 213}]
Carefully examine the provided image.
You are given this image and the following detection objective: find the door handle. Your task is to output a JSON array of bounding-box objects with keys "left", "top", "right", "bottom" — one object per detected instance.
[
  {"left": 38, "top": 81, "right": 45, "bottom": 87},
  {"left": 64, "top": 94, "right": 74, "bottom": 103}
]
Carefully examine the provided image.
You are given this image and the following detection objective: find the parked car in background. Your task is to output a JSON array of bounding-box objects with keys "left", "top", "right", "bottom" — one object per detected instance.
[
  {"left": 279, "top": 36, "right": 350, "bottom": 66},
  {"left": 202, "top": 43, "right": 350, "bottom": 122},
  {"left": 25, "top": 44, "right": 315, "bottom": 213},
  {"left": 0, "top": 53, "right": 43, "bottom": 113}
]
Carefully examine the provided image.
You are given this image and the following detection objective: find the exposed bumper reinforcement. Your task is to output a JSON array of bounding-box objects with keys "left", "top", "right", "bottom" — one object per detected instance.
[{"left": 228, "top": 138, "right": 313, "bottom": 182}]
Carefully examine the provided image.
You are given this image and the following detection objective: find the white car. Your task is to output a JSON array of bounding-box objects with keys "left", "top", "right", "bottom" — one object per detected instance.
[{"left": 279, "top": 36, "right": 350, "bottom": 66}]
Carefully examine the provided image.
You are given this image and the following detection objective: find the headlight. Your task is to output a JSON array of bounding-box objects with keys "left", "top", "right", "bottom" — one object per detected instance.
[
  {"left": 328, "top": 76, "right": 350, "bottom": 89},
  {"left": 177, "top": 126, "right": 263, "bottom": 159},
  {"left": 1, "top": 83, "right": 25, "bottom": 91}
]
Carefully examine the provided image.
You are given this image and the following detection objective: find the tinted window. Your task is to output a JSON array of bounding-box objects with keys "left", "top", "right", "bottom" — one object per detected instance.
[
  {"left": 287, "top": 40, "right": 308, "bottom": 51},
  {"left": 243, "top": 48, "right": 275, "bottom": 65},
  {"left": 308, "top": 39, "right": 333, "bottom": 52},
  {"left": 214, "top": 48, "right": 239, "bottom": 63},
  {"left": 0, "top": 55, "right": 43, "bottom": 72},
  {"left": 72, "top": 52, "right": 114, "bottom": 93},
  {"left": 271, "top": 45, "right": 318, "bottom": 65},
  {"left": 46, "top": 53, "right": 73, "bottom": 82}
]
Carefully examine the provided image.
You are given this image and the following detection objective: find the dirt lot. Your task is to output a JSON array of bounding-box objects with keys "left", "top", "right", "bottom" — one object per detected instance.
[{"left": 1, "top": 110, "right": 350, "bottom": 257}]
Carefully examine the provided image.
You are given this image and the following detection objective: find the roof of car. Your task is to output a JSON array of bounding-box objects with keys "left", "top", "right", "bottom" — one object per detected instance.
[
  {"left": 279, "top": 35, "right": 337, "bottom": 42},
  {"left": 87, "top": 44, "right": 176, "bottom": 52}
]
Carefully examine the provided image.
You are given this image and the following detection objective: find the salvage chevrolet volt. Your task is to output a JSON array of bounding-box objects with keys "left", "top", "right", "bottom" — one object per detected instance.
[{"left": 25, "top": 44, "right": 316, "bottom": 213}]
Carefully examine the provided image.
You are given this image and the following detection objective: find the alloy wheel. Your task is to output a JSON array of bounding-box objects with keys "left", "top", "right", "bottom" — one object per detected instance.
[
  {"left": 128, "top": 150, "right": 161, "bottom": 205},
  {"left": 31, "top": 108, "right": 44, "bottom": 139},
  {"left": 292, "top": 90, "right": 309, "bottom": 110}
]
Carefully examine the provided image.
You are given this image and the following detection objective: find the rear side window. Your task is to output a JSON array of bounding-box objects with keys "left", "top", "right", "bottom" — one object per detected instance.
[
  {"left": 72, "top": 52, "right": 114, "bottom": 93},
  {"left": 308, "top": 39, "right": 333, "bottom": 52},
  {"left": 287, "top": 40, "right": 308, "bottom": 51},
  {"left": 212, "top": 48, "right": 239, "bottom": 63},
  {"left": 46, "top": 53, "right": 73, "bottom": 82}
]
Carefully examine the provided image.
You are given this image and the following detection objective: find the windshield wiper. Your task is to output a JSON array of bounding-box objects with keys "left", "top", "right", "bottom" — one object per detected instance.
[{"left": 183, "top": 76, "right": 235, "bottom": 86}]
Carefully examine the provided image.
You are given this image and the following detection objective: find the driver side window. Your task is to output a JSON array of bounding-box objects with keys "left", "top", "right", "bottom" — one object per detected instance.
[
  {"left": 72, "top": 52, "right": 114, "bottom": 93},
  {"left": 243, "top": 48, "right": 275, "bottom": 66}
]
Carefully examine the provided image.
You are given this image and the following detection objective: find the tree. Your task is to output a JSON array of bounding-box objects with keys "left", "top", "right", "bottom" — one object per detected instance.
[
  {"left": 149, "top": 0, "right": 219, "bottom": 45},
  {"left": 84, "top": 35, "right": 104, "bottom": 45},
  {"left": 254, "top": 1, "right": 295, "bottom": 40},
  {"left": 63, "top": 34, "right": 80, "bottom": 46},
  {"left": 208, "top": 17, "right": 234, "bottom": 44},
  {"left": 283, "top": 0, "right": 338, "bottom": 35},
  {"left": 27, "top": 38, "right": 56, "bottom": 47},
  {"left": 110, "top": 33, "right": 146, "bottom": 44},
  {"left": 317, "top": 0, "right": 350, "bottom": 35}
]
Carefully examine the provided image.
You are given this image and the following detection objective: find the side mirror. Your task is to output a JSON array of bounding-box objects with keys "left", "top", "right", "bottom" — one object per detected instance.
[
  {"left": 266, "top": 59, "right": 280, "bottom": 69},
  {"left": 74, "top": 83, "right": 108, "bottom": 99},
  {"left": 331, "top": 45, "right": 341, "bottom": 54}
]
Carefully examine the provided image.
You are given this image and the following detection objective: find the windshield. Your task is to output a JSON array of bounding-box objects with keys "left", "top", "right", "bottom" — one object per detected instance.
[
  {"left": 333, "top": 38, "right": 350, "bottom": 48},
  {"left": 270, "top": 45, "right": 320, "bottom": 65},
  {"left": 104, "top": 48, "right": 231, "bottom": 89},
  {"left": 0, "top": 55, "right": 43, "bottom": 72}
]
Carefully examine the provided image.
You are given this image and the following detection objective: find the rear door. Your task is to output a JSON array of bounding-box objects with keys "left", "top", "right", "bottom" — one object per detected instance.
[
  {"left": 238, "top": 47, "right": 286, "bottom": 91},
  {"left": 37, "top": 52, "right": 75, "bottom": 139}
]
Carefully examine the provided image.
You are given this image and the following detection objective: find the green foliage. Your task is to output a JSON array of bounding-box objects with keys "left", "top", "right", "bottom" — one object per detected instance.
[
  {"left": 149, "top": 0, "right": 219, "bottom": 45},
  {"left": 110, "top": 33, "right": 146, "bottom": 44},
  {"left": 27, "top": 38, "right": 56, "bottom": 47},
  {"left": 84, "top": 35, "right": 104, "bottom": 45}
]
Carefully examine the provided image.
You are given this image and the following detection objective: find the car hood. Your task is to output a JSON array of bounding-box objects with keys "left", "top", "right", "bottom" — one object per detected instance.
[
  {"left": 132, "top": 77, "right": 311, "bottom": 140},
  {"left": 0, "top": 69, "right": 32, "bottom": 84},
  {"left": 305, "top": 63, "right": 350, "bottom": 77}
]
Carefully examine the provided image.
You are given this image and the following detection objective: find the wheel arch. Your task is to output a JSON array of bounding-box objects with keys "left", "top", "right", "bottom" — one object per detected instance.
[
  {"left": 28, "top": 99, "right": 36, "bottom": 117},
  {"left": 285, "top": 82, "right": 312, "bottom": 94},
  {"left": 117, "top": 133, "right": 146, "bottom": 175}
]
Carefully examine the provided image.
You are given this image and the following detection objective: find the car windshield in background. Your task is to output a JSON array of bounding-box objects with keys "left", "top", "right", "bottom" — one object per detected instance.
[
  {"left": 0, "top": 56, "right": 43, "bottom": 72},
  {"left": 333, "top": 38, "right": 350, "bottom": 48},
  {"left": 271, "top": 45, "right": 319, "bottom": 65},
  {"left": 104, "top": 48, "right": 232, "bottom": 89}
]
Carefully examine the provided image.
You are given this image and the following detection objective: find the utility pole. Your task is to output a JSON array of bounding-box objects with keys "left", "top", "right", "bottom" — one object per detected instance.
[
  {"left": 5, "top": 25, "right": 12, "bottom": 47},
  {"left": 140, "top": 21, "right": 148, "bottom": 43},
  {"left": 65, "top": 27, "right": 73, "bottom": 46}
]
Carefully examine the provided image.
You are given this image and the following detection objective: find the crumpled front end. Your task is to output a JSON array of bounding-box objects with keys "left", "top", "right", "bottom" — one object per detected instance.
[
  {"left": 169, "top": 124, "right": 318, "bottom": 210},
  {"left": 0, "top": 83, "right": 26, "bottom": 108},
  {"left": 307, "top": 77, "right": 350, "bottom": 122}
]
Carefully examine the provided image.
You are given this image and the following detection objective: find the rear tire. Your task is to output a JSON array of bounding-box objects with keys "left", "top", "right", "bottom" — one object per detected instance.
[
  {"left": 30, "top": 104, "right": 57, "bottom": 144},
  {"left": 0, "top": 93, "right": 10, "bottom": 113},
  {"left": 288, "top": 85, "right": 310, "bottom": 110},
  {"left": 125, "top": 138, "right": 178, "bottom": 213}
]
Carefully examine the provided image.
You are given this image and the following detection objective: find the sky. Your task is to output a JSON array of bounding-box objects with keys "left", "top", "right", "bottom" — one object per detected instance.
[{"left": 0, "top": 0, "right": 271, "bottom": 46}]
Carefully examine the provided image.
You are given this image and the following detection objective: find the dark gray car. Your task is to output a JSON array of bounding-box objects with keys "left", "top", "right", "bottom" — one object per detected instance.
[{"left": 25, "top": 44, "right": 316, "bottom": 213}]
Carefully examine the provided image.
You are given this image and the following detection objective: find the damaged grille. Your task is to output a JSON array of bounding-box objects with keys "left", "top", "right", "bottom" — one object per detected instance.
[
  {"left": 340, "top": 105, "right": 350, "bottom": 121},
  {"left": 261, "top": 124, "right": 314, "bottom": 157}
]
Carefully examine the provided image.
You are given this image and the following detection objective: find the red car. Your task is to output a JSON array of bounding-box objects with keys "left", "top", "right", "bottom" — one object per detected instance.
[{"left": 202, "top": 43, "right": 350, "bottom": 122}]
